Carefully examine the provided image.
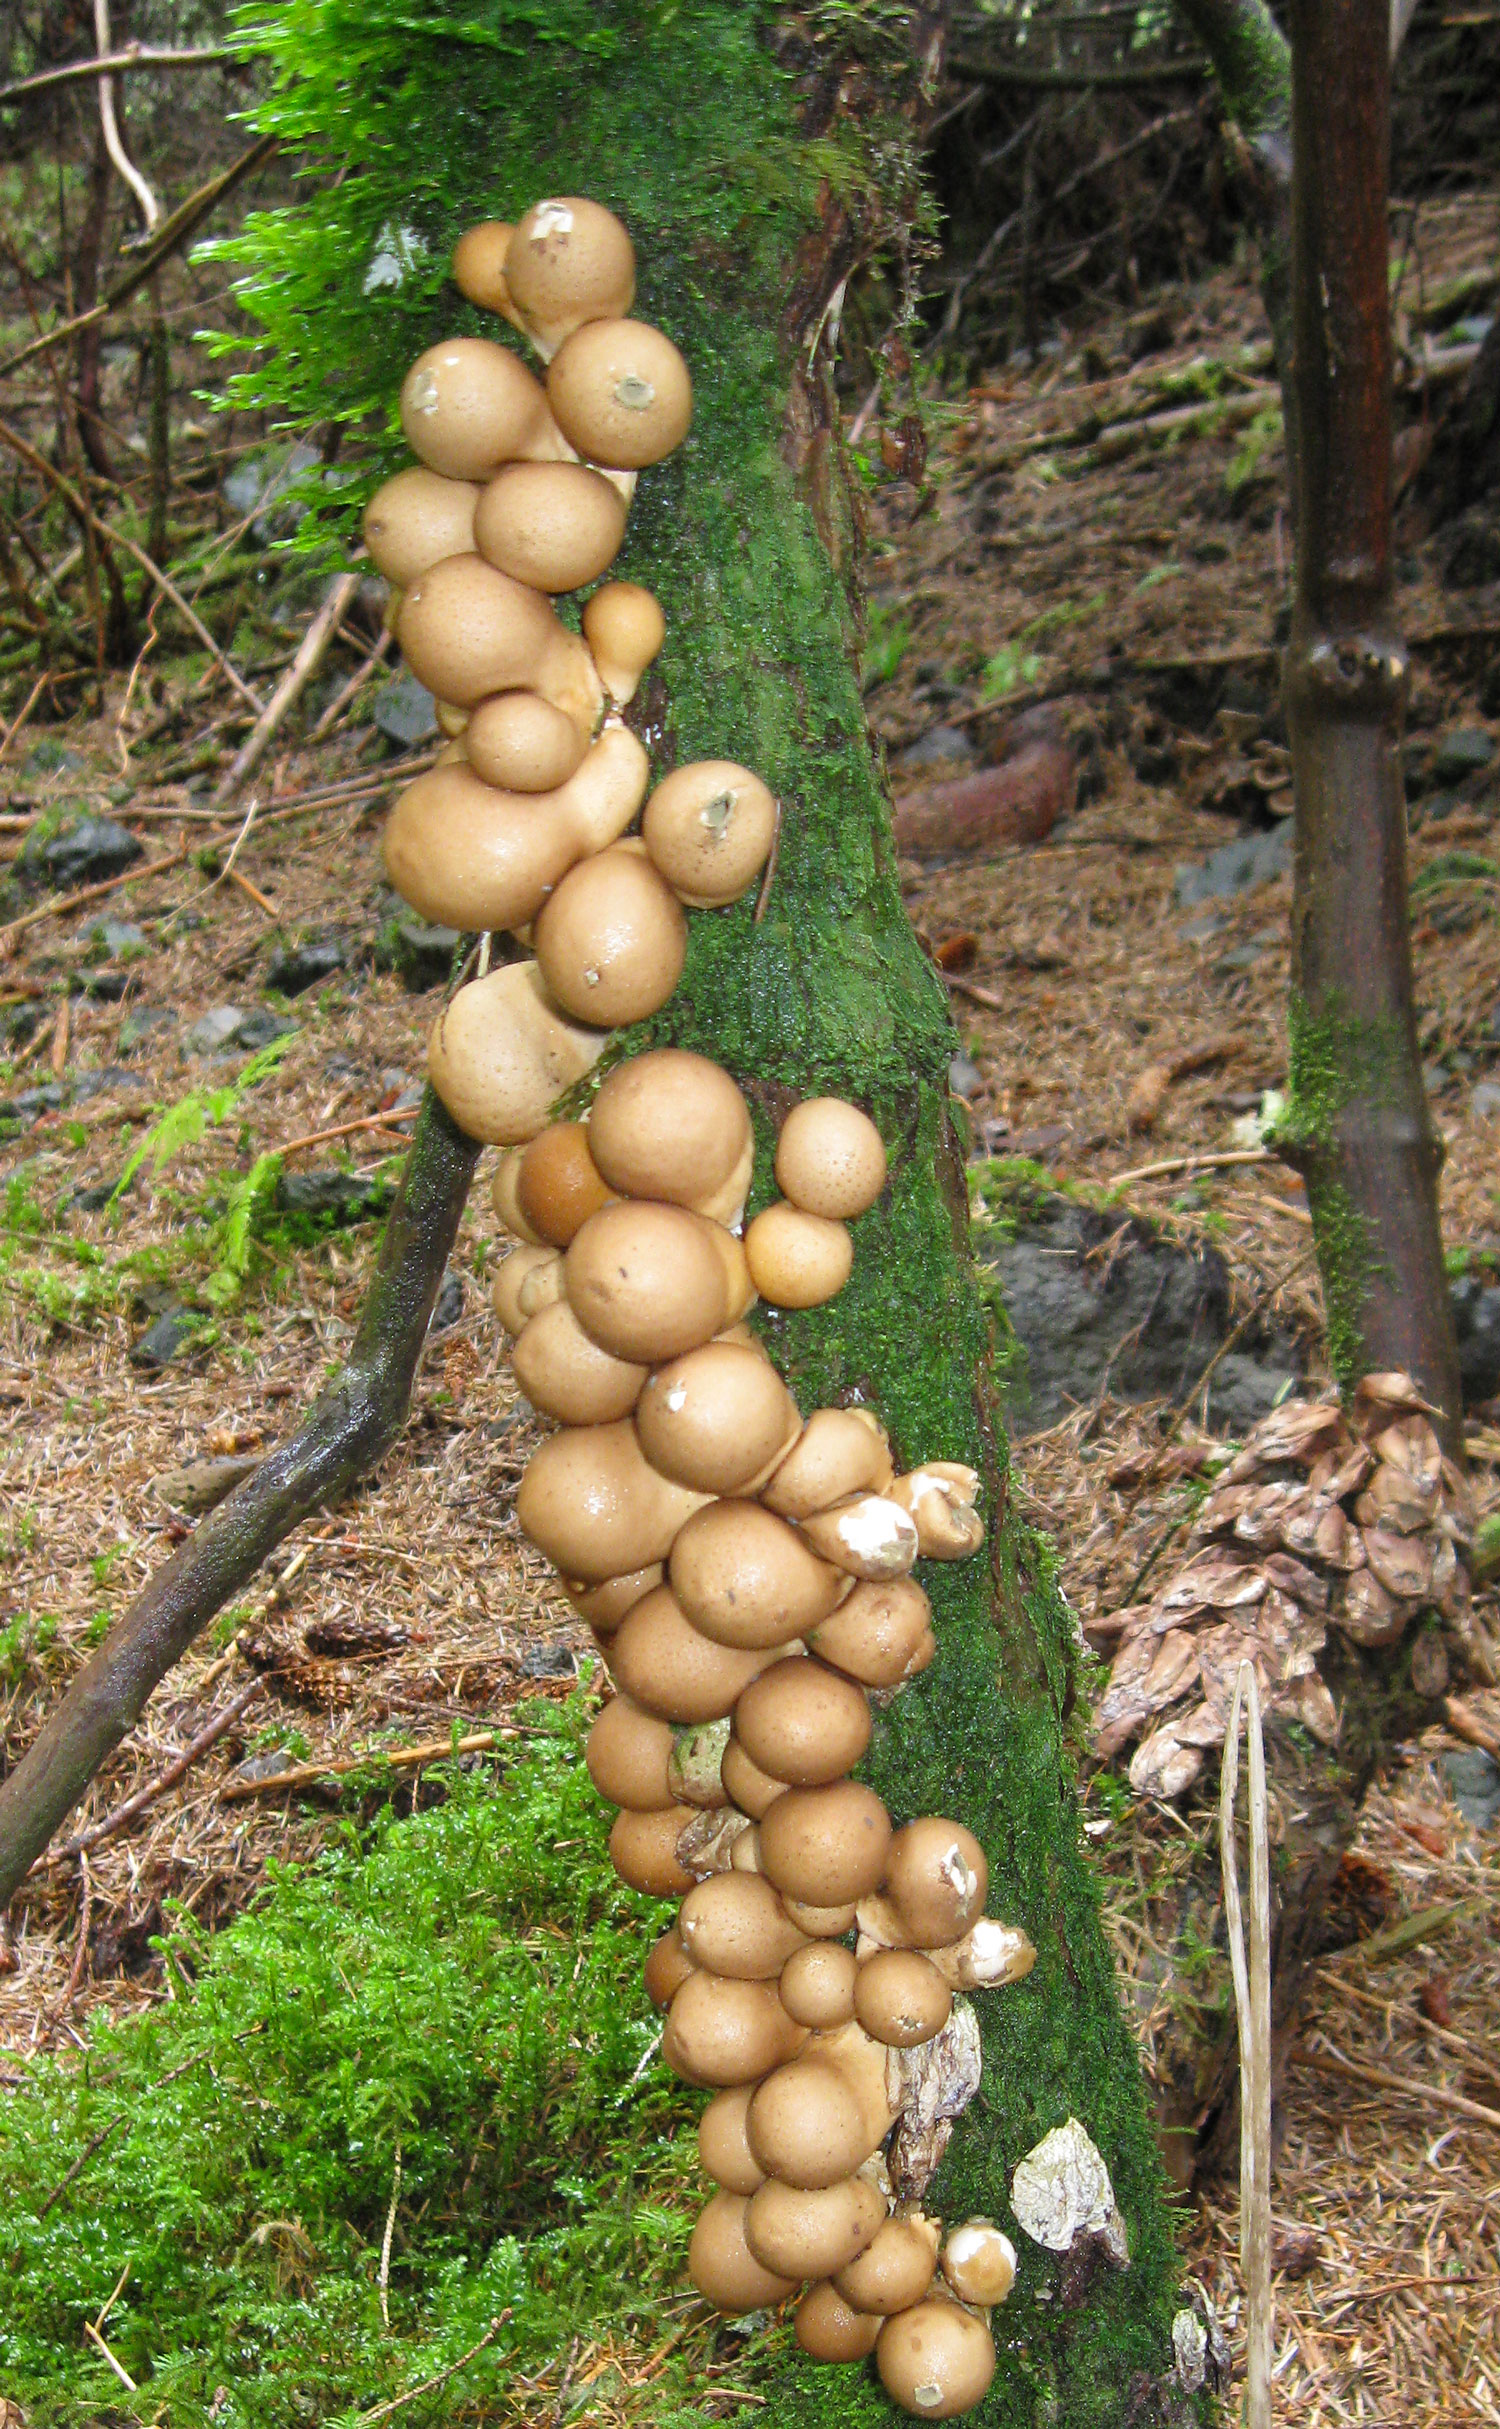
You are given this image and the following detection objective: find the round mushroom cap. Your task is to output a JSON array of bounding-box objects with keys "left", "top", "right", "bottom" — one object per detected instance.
[
  {"left": 427, "top": 962, "right": 605, "bottom": 1148},
  {"left": 635, "top": 1343, "right": 801, "bottom": 1496},
  {"left": 397, "top": 554, "right": 557, "bottom": 706},
  {"left": 699, "top": 2084, "right": 766, "bottom": 2195},
  {"left": 587, "top": 1049, "right": 752, "bottom": 1209},
  {"left": 746, "top": 2054, "right": 877, "bottom": 2188},
  {"left": 807, "top": 1576, "right": 937, "bottom": 1689},
  {"left": 451, "top": 220, "right": 516, "bottom": 316},
  {"left": 607, "top": 1584, "right": 772, "bottom": 1724},
  {"left": 744, "top": 1203, "right": 853, "bottom": 1310},
  {"left": 835, "top": 2214, "right": 941, "bottom": 2317},
  {"left": 585, "top": 1695, "right": 676, "bottom": 1810},
  {"left": 642, "top": 1923, "right": 694, "bottom": 2010},
  {"left": 876, "top": 2296, "right": 997, "bottom": 2419},
  {"left": 732, "top": 1657, "right": 872, "bottom": 1788},
  {"left": 563, "top": 1563, "right": 661, "bottom": 1633},
  {"left": 510, "top": 1297, "right": 646, "bottom": 1425},
  {"left": 465, "top": 691, "right": 587, "bottom": 794},
  {"left": 474, "top": 459, "right": 627, "bottom": 593},
  {"left": 642, "top": 760, "right": 777, "bottom": 906},
  {"left": 781, "top": 1894, "right": 859, "bottom": 1938},
  {"left": 795, "top": 2280, "right": 882, "bottom": 2363},
  {"left": 884, "top": 1818, "right": 989, "bottom": 1949},
  {"left": 759, "top": 1783, "right": 893, "bottom": 1908},
  {"left": 720, "top": 1734, "right": 790, "bottom": 1821},
  {"left": 490, "top": 1241, "right": 559, "bottom": 1334},
  {"left": 362, "top": 466, "right": 478, "bottom": 587},
  {"left": 534, "top": 841, "right": 687, "bottom": 1026},
  {"left": 548, "top": 318, "right": 692, "bottom": 467},
  {"left": 547, "top": 722, "right": 652, "bottom": 859},
  {"left": 678, "top": 1873, "right": 808, "bottom": 1979},
  {"left": 941, "top": 2219, "right": 1018, "bottom": 2307},
  {"left": 761, "top": 1407, "right": 893, "bottom": 1520},
  {"left": 775, "top": 1099, "right": 888, "bottom": 1221},
  {"left": 565, "top": 1201, "right": 730, "bottom": 1364},
  {"left": 504, "top": 198, "right": 636, "bottom": 347},
  {"left": 663, "top": 1969, "right": 805, "bottom": 2087},
  {"left": 607, "top": 1800, "right": 697, "bottom": 1895},
  {"left": 799, "top": 1492, "right": 919, "bottom": 1584},
  {"left": 779, "top": 1940, "right": 859, "bottom": 2030},
  {"left": 669, "top": 1501, "right": 844, "bottom": 1650},
  {"left": 689, "top": 2190, "right": 798, "bottom": 2316},
  {"left": 853, "top": 1948, "right": 953, "bottom": 2048},
  {"left": 515, "top": 1121, "right": 614, "bottom": 1247},
  {"left": 400, "top": 337, "right": 553, "bottom": 480},
  {"left": 383, "top": 759, "right": 580, "bottom": 933},
  {"left": 745, "top": 2175, "right": 886, "bottom": 2283},
  {"left": 515, "top": 1422, "right": 708, "bottom": 1583},
  {"left": 582, "top": 581, "right": 666, "bottom": 703}
]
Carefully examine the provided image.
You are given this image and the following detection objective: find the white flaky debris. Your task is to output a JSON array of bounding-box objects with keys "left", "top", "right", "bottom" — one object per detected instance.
[
  {"left": 1010, "top": 2118, "right": 1116, "bottom": 2252},
  {"left": 363, "top": 222, "right": 425, "bottom": 293},
  {"left": 664, "top": 1385, "right": 688, "bottom": 1412},
  {"left": 836, "top": 1497, "right": 918, "bottom": 1565},
  {"left": 532, "top": 199, "right": 575, "bottom": 238},
  {"left": 886, "top": 1996, "right": 983, "bottom": 2199},
  {"left": 1173, "top": 2308, "right": 1209, "bottom": 2393}
]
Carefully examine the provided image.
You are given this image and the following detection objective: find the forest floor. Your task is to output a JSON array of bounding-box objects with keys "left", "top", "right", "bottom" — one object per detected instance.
[{"left": 3, "top": 209, "right": 1500, "bottom": 2423}]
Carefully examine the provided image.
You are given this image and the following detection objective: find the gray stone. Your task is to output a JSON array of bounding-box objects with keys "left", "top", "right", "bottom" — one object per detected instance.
[
  {"left": 24, "top": 738, "right": 82, "bottom": 775},
  {"left": 1472, "top": 1082, "right": 1500, "bottom": 1120},
  {"left": 81, "top": 917, "right": 148, "bottom": 957},
  {"left": 520, "top": 1641, "right": 576, "bottom": 1679},
  {"left": 894, "top": 724, "right": 976, "bottom": 773},
  {"left": 1440, "top": 1747, "right": 1500, "bottom": 1832},
  {"left": 1173, "top": 824, "right": 1291, "bottom": 910},
  {"left": 235, "top": 1010, "right": 299, "bottom": 1052},
  {"left": 265, "top": 937, "right": 347, "bottom": 996},
  {"left": 222, "top": 440, "right": 321, "bottom": 542},
  {"left": 948, "top": 1052, "right": 984, "bottom": 1101},
  {"left": 1432, "top": 728, "right": 1495, "bottom": 784},
  {"left": 1178, "top": 911, "right": 1227, "bottom": 942},
  {"left": 129, "top": 1306, "right": 200, "bottom": 1367},
  {"left": 371, "top": 672, "right": 438, "bottom": 746},
  {"left": 119, "top": 1005, "right": 176, "bottom": 1051},
  {"left": 184, "top": 1005, "right": 247, "bottom": 1055},
  {"left": 42, "top": 818, "right": 143, "bottom": 889},
  {"left": 274, "top": 1170, "right": 395, "bottom": 1225},
  {"left": 429, "top": 1269, "right": 465, "bottom": 1332},
  {"left": 1451, "top": 1274, "right": 1500, "bottom": 1404},
  {"left": 379, "top": 916, "right": 460, "bottom": 991}
]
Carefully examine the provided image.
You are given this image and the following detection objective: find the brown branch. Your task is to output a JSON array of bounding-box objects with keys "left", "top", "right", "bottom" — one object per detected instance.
[
  {"left": 211, "top": 571, "right": 362, "bottom": 804},
  {"left": 219, "top": 1728, "right": 511, "bottom": 1805},
  {"left": 37, "top": 1677, "right": 266, "bottom": 1870},
  {"left": 0, "top": 1090, "right": 481, "bottom": 1905},
  {"left": 0, "top": 45, "right": 237, "bottom": 106},
  {"left": 948, "top": 50, "right": 1206, "bottom": 88}
]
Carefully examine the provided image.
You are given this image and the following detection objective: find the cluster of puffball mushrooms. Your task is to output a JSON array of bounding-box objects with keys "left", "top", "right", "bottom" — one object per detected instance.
[{"left": 371, "top": 200, "right": 1037, "bottom": 2419}]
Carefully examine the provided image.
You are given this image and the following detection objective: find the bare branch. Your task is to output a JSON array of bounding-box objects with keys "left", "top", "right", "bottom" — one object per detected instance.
[
  {"left": 0, "top": 44, "right": 236, "bottom": 108},
  {"left": 93, "top": 0, "right": 161, "bottom": 233}
]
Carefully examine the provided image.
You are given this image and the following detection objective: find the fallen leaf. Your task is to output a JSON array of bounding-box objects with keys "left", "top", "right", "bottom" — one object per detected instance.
[
  {"left": 893, "top": 735, "right": 1077, "bottom": 859},
  {"left": 1417, "top": 1971, "right": 1454, "bottom": 2027}
]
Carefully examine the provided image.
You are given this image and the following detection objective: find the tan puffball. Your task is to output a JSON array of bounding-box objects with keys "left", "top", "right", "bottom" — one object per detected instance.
[
  {"left": 564, "top": 1564, "right": 661, "bottom": 1634},
  {"left": 396, "top": 554, "right": 557, "bottom": 706},
  {"left": 362, "top": 466, "right": 478, "bottom": 588},
  {"left": 531, "top": 623, "right": 606, "bottom": 742},
  {"left": 607, "top": 1585, "right": 774, "bottom": 1725},
  {"left": 607, "top": 1801, "right": 697, "bottom": 1896},
  {"left": 759, "top": 1782, "right": 893, "bottom": 1908},
  {"left": 533, "top": 841, "right": 687, "bottom": 1026},
  {"left": 746, "top": 2054, "right": 877, "bottom": 2189},
  {"left": 587, "top": 1049, "right": 752, "bottom": 1211},
  {"left": 689, "top": 2191, "right": 798, "bottom": 2316},
  {"left": 582, "top": 581, "right": 665, "bottom": 703},
  {"left": 474, "top": 460, "right": 627, "bottom": 593},
  {"left": 745, "top": 2174, "right": 886, "bottom": 2283},
  {"left": 796, "top": 2280, "right": 882, "bottom": 2363},
  {"left": 514, "top": 1122, "right": 614, "bottom": 1247},
  {"left": 565, "top": 1201, "right": 731, "bottom": 1365},
  {"left": 807, "top": 1576, "right": 937, "bottom": 1689},
  {"left": 399, "top": 337, "right": 554, "bottom": 480},
  {"left": 548, "top": 318, "right": 692, "bottom": 467},
  {"left": 762, "top": 1408, "right": 893, "bottom": 1520},
  {"left": 853, "top": 1948, "right": 953, "bottom": 2049},
  {"left": 585, "top": 1695, "right": 675, "bottom": 1811},
  {"left": 835, "top": 2213, "right": 941, "bottom": 2317},
  {"left": 775, "top": 1098, "right": 888, "bottom": 1221},
  {"left": 643, "top": 1924, "right": 695, "bottom": 2014},
  {"left": 677, "top": 1874, "right": 808, "bottom": 1980},
  {"left": 779, "top": 1941, "right": 859, "bottom": 2030},
  {"left": 876, "top": 2296, "right": 997, "bottom": 2419},
  {"left": 383, "top": 760, "right": 579, "bottom": 934},
  {"left": 884, "top": 1818, "right": 989, "bottom": 1949},
  {"left": 543, "top": 722, "right": 652, "bottom": 858},
  {"left": 669, "top": 1500, "right": 844, "bottom": 1650},
  {"left": 450, "top": 221, "right": 526, "bottom": 328},
  {"left": 504, "top": 197, "right": 636, "bottom": 355},
  {"left": 719, "top": 1734, "right": 790, "bottom": 1821},
  {"left": 744, "top": 1203, "right": 853, "bottom": 1309},
  {"left": 642, "top": 759, "right": 777, "bottom": 906},
  {"left": 782, "top": 1893, "right": 860, "bottom": 1938},
  {"left": 510, "top": 1297, "right": 646, "bottom": 1425},
  {"left": 492, "top": 1149, "right": 546, "bottom": 1244},
  {"left": 699, "top": 2085, "right": 766, "bottom": 2196},
  {"left": 465, "top": 691, "right": 587, "bottom": 794},
  {"left": 889, "top": 1463, "right": 987, "bottom": 1561},
  {"left": 662, "top": 1970, "right": 805, "bottom": 2087},
  {"left": 427, "top": 962, "right": 604, "bottom": 1148},
  {"left": 514, "top": 1421, "right": 709, "bottom": 1583},
  {"left": 490, "top": 1242, "right": 559, "bottom": 1335},
  {"left": 732, "top": 1658, "right": 871, "bottom": 1788},
  {"left": 635, "top": 1343, "right": 801, "bottom": 1496},
  {"left": 798, "top": 1494, "right": 919, "bottom": 1583},
  {"left": 941, "top": 2219, "right": 1018, "bottom": 2307}
]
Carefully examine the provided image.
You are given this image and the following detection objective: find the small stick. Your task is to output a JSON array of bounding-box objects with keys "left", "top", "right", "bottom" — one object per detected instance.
[
  {"left": 226, "top": 864, "right": 277, "bottom": 917},
  {"left": 379, "top": 2142, "right": 402, "bottom": 2329},
  {"left": 220, "top": 1728, "right": 509, "bottom": 1804},
  {"left": 39, "top": 1678, "right": 265, "bottom": 1871},
  {"left": 1220, "top": 1665, "right": 1272, "bottom": 2429},
  {"left": 1103, "top": 1146, "right": 1272, "bottom": 1192},
  {"left": 49, "top": 994, "right": 70, "bottom": 1076},
  {"left": 0, "top": 668, "right": 50, "bottom": 764},
  {"left": 309, "top": 623, "right": 393, "bottom": 741},
  {"left": 0, "top": 844, "right": 192, "bottom": 962},
  {"left": 212, "top": 570, "right": 363, "bottom": 805},
  {"left": 945, "top": 972, "right": 1006, "bottom": 1011},
  {"left": 276, "top": 1108, "right": 419, "bottom": 1158},
  {"left": 350, "top": 2314, "right": 510, "bottom": 2427},
  {"left": 1442, "top": 1693, "right": 1500, "bottom": 1762},
  {"left": 83, "top": 2320, "right": 137, "bottom": 2392},
  {"left": 1306, "top": 2033, "right": 1500, "bottom": 2130}
]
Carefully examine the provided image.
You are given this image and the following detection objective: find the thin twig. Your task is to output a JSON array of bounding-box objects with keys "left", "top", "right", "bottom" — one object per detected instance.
[
  {"left": 212, "top": 570, "right": 362, "bottom": 805},
  {"left": 93, "top": 0, "right": 162, "bottom": 233},
  {"left": 349, "top": 2315, "right": 510, "bottom": 2427},
  {"left": 309, "top": 624, "right": 393, "bottom": 741},
  {"left": 39, "top": 1679, "right": 265, "bottom": 1872},
  {"left": 379, "top": 2143, "right": 403, "bottom": 2331},
  {"left": 0, "top": 43, "right": 236, "bottom": 105},
  {"left": 276, "top": 1108, "right": 420, "bottom": 1158},
  {"left": 1305, "top": 2034, "right": 1500, "bottom": 2129},
  {"left": 1221, "top": 1665, "right": 1272, "bottom": 2429},
  {"left": 219, "top": 1729, "right": 510, "bottom": 1804},
  {"left": 1103, "top": 1146, "right": 1272, "bottom": 1192}
]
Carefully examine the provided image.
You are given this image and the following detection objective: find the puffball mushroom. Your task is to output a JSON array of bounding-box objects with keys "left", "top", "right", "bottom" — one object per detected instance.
[
  {"left": 699, "top": 2084, "right": 767, "bottom": 2195},
  {"left": 384, "top": 760, "right": 580, "bottom": 934},
  {"left": 744, "top": 1203, "right": 854, "bottom": 1310},
  {"left": 635, "top": 1343, "right": 801, "bottom": 1496},
  {"left": 689, "top": 2190, "right": 799, "bottom": 2315},
  {"left": 678, "top": 1874, "right": 809, "bottom": 1979},
  {"left": 779, "top": 1940, "right": 859, "bottom": 2030},
  {"left": 853, "top": 1948, "right": 953, "bottom": 2048},
  {"left": 746, "top": 2054, "right": 879, "bottom": 2188},
  {"left": 643, "top": 1923, "right": 695, "bottom": 2010},
  {"left": 807, "top": 1576, "right": 938, "bottom": 1689},
  {"left": 774, "top": 1098, "right": 889, "bottom": 1222},
  {"left": 940, "top": 2219, "right": 1017, "bottom": 2307},
  {"left": 509, "top": 1297, "right": 647, "bottom": 1425},
  {"left": 427, "top": 963, "right": 605, "bottom": 1148},
  {"left": 663, "top": 1969, "right": 805, "bottom": 2086},
  {"left": 876, "top": 2296, "right": 997, "bottom": 2419},
  {"left": 607, "top": 1584, "right": 774, "bottom": 1725},
  {"left": 399, "top": 337, "right": 556, "bottom": 479},
  {"left": 490, "top": 1241, "right": 559, "bottom": 1334},
  {"left": 835, "top": 2213, "right": 942, "bottom": 2316},
  {"left": 533, "top": 841, "right": 687, "bottom": 1025},
  {"left": 513, "top": 1121, "right": 614, "bottom": 1247},
  {"left": 669, "top": 1500, "right": 844, "bottom": 1650},
  {"left": 450, "top": 220, "right": 527, "bottom": 329},
  {"left": 515, "top": 1422, "right": 709, "bottom": 1583},
  {"left": 781, "top": 1894, "right": 859, "bottom": 1938},
  {"left": 759, "top": 1782, "right": 893, "bottom": 1908},
  {"left": 608, "top": 1801, "right": 698, "bottom": 1896},
  {"left": 883, "top": 1819, "right": 989, "bottom": 1949},
  {"left": 732, "top": 1658, "right": 872, "bottom": 1788},
  {"left": 889, "top": 1464, "right": 986, "bottom": 1561},
  {"left": 762, "top": 1408, "right": 893, "bottom": 1520},
  {"left": 503, "top": 196, "right": 637, "bottom": 355},
  {"left": 585, "top": 1694, "right": 676, "bottom": 1810},
  {"left": 796, "top": 2281, "right": 882, "bottom": 2363},
  {"left": 362, "top": 466, "right": 478, "bottom": 588},
  {"left": 396, "top": 554, "right": 558, "bottom": 706},
  {"left": 565, "top": 1201, "right": 732, "bottom": 1364},
  {"left": 719, "top": 1734, "right": 791, "bottom": 1821},
  {"left": 474, "top": 459, "right": 627, "bottom": 593},
  {"left": 582, "top": 581, "right": 665, "bottom": 704},
  {"left": 799, "top": 1494, "right": 920, "bottom": 1583},
  {"left": 587, "top": 1048, "right": 752, "bottom": 1211},
  {"left": 548, "top": 317, "right": 692, "bottom": 467},
  {"left": 641, "top": 759, "right": 778, "bottom": 907},
  {"left": 564, "top": 1563, "right": 662, "bottom": 1633},
  {"left": 744, "top": 2174, "right": 887, "bottom": 2282},
  {"left": 464, "top": 691, "right": 587, "bottom": 794}
]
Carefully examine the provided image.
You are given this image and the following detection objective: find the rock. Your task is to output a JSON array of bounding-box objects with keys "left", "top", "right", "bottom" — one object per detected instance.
[
  {"left": 893, "top": 727, "right": 1077, "bottom": 860},
  {"left": 119, "top": 1005, "right": 176, "bottom": 1052},
  {"left": 1451, "top": 1274, "right": 1500, "bottom": 1404},
  {"left": 893, "top": 723, "right": 976, "bottom": 773},
  {"left": 429, "top": 1269, "right": 465, "bottom": 1331},
  {"left": 371, "top": 671, "right": 438, "bottom": 746},
  {"left": 81, "top": 917, "right": 149, "bottom": 957},
  {"left": 520, "top": 1640, "right": 576, "bottom": 1678},
  {"left": 65, "top": 1173, "right": 131, "bottom": 1212},
  {"left": 129, "top": 1306, "right": 201, "bottom": 1367},
  {"left": 978, "top": 1189, "right": 1302, "bottom": 1434},
  {"left": 152, "top": 1455, "right": 262, "bottom": 1513},
  {"left": 184, "top": 1005, "right": 248, "bottom": 1055},
  {"left": 265, "top": 937, "right": 347, "bottom": 996},
  {"left": 375, "top": 914, "right": 461, "bottom": 991},
  {"left": 14, "top": 1084, "right": 63, "bottom": 1120},
  {"left": 41, "top": 818, "right": 143, "bottom": 890},
  {"left": 222, "top": 439, "right": 321, "bottom": 542},
  {"left": 1432, "top": 728, "right": 1495, "bottom": 784},
  {"left": 235, "top": 1010, "right": 299, "bottom": 1052},
  {"left": 274, "top": 1171, "right": 396, "bottom": 1225},
  {"left": 1440, "top": 1747, "right": 1500, "bottom": 1832},
  {"left": 948, "top": 1052, "right": 984, "bottom": 1101},
  {"left": 1471, "top": 1082, "right": 1500, "bottom": 1120},
  {"left": 1173, "top": 824, "right": 1291, "bottom": 909}
]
